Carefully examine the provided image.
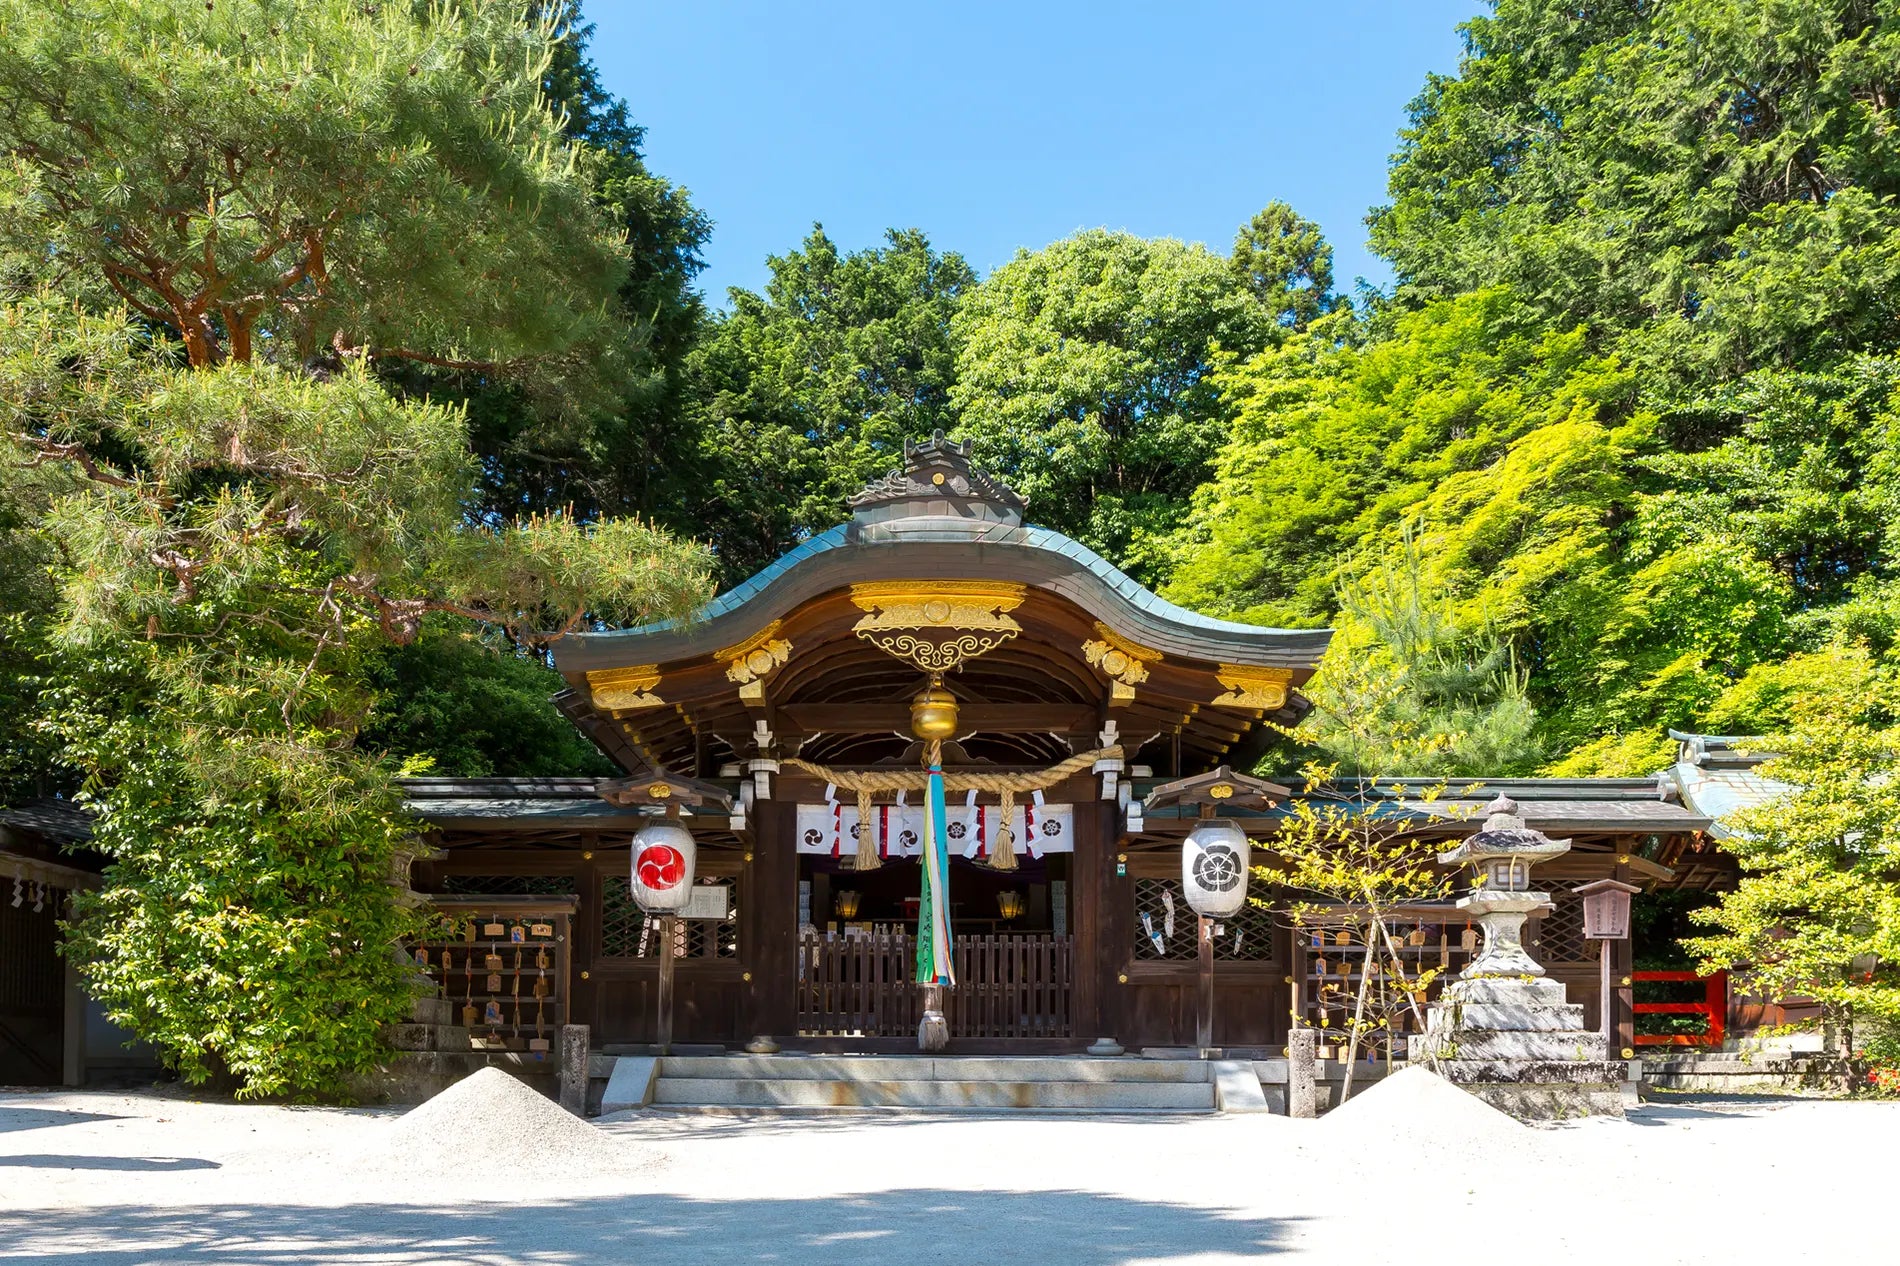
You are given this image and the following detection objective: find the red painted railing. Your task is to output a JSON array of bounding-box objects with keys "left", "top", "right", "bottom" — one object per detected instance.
[{"left": 1632, "top": 970, "right": 1727, "bottom": 1047}]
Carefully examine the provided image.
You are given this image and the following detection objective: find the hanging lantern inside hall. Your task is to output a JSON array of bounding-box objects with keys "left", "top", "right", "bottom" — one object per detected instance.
[
  {"left": 630, "top": 819, "right": 697, "bottom": 912},
  {"left": 1181, "top": 819, "right": 1250, "bottom": 918}
]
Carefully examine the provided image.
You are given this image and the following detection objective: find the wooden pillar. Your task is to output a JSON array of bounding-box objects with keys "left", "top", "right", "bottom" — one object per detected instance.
[
  {"left": 745, "top": 798, "right": 798, "bottom": 1040},
  {"left": 655, "top": 916, "right": 677, "bottom": 1054},
  {"left": 1612, "top": 930, "right": 1635, "bottom": 1056},
  {"left": 62, "top": 932, "right": 86, "bottom": 1088},
  {"left": 1613, "top": 859, "right": 1635, "bottom": 1057},
  {"left": 1071, "top": 797, "right": 1113, "bottom": 1045},
  {"left": 1196, "top": 914, "right": 1215, "bottom": 1054},
  {"left": 574, "top": 835, "right": 601, "bottom": 1036}
]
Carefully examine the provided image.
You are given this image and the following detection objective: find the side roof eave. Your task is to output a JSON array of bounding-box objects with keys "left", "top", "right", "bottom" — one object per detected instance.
[{"left": 554, "top": 517, "right": 1331, "bottom": 674}]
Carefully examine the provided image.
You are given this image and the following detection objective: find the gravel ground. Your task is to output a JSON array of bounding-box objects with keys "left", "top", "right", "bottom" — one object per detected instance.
[{"left": 0, "top": 1082, "right": 1891, "bottom": 1264}]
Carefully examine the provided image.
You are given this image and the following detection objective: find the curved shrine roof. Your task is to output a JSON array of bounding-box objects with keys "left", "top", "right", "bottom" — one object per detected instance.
[{"left": 556, "top": 434, "right": 1329, "bottom": 675}]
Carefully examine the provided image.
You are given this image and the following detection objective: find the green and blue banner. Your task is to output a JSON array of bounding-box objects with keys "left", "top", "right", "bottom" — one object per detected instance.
[{"left": 914, "top": 756, "right": 956, "bottom": 986}]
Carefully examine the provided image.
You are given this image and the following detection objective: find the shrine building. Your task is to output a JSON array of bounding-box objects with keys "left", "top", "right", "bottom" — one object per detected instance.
[{"left": 396, "top": 434, "right": 1738, "bottom": 1063}]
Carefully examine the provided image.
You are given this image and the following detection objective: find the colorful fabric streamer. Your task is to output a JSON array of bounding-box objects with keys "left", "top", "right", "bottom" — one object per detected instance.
[{"left": 914, "top": 755, "right": 956, "bottom": 986}]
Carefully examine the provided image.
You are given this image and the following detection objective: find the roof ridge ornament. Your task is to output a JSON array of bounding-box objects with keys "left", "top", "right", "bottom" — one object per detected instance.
[{"left": 849, "top": 430, "right": 1028, "bottom": 524}]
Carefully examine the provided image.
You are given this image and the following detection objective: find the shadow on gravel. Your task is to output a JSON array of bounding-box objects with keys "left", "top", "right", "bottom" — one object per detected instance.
[
  {"left": 0, "top": 1107, "right": 131, "bottom": 1135},
  {"left": 0, "top": 1189, "right": 1299, "bottom": 1264},
  {"left": 0, "top": 1153, "right": 219, "bottom": 1171}
]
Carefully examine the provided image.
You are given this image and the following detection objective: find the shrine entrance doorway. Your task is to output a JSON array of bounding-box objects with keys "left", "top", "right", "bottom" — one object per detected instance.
[{"left": 795, "top": 853, "right": 1075, "bottom": 1044}]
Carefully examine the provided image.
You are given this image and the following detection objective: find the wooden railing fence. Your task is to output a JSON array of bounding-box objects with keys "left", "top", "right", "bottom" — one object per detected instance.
[{"left": 796, "top": 932, "right": 1072, "bottom": 1039}]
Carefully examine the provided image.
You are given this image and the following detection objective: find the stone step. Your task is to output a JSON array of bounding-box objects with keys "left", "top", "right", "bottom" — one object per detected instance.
[
  {"left": 654, "top": 1055, "right": 1210, "bottom": 1083},
  {"left": 650, "top": 1076, "right": 1217, "bottom": 1112}
]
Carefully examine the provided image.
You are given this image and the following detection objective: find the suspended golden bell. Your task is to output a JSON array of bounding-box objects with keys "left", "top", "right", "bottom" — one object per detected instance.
[{"left": 910, "top": 684, "right": 960, "bottom": 740}]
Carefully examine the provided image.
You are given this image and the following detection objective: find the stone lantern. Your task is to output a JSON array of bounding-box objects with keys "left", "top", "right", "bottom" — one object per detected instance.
[
  {"left": 1437, "top": 795, "right": 1572, "bottom": 980},
  {"left": 1413, "top": 795, "right": 1625, "bottom": 1118}
]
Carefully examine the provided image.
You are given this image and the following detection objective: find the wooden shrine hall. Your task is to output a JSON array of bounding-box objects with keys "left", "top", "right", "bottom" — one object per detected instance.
[{"left": 403, "top": 435, "right": 1715, "bottom": 1058}]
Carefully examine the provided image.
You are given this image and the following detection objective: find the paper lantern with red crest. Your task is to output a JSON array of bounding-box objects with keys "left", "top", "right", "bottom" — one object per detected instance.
[{"left": 630, "top": 820, "right": 696, "bottom": 912}]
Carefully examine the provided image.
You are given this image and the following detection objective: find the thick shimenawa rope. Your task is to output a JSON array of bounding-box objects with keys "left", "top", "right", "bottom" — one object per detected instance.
[{"left": 784, "top": 746, "right": 1123, "bottom": 871}]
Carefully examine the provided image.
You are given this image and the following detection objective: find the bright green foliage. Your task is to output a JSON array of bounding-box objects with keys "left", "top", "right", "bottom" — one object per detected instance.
[
  {"left": 1373, "top": 0, "right": 1900, "bottom": 384},
  {"left": 951, "top": 228, "right": 1277, "bottom": 577},
  {"left": 1537, "top": 545, "right": 1796, "bottom": 748},
  {"left": 1295, "top": 529, "right": 1539, "bottom": 778},
  {"left": 1686, "top": 658, "right": 1900, "bottom": 1055},
  {"left": 686, "top": 226, "right": 975, "bottom": 582},
  {"left": 1164, "top": 290, "right": 1638, "bottom": 627},
  {"left": 56, "top": 652, "right": 423, "bottom": 1099},
  {"left": 0, "top": 4, "right": 712, "bottom": 1097}
]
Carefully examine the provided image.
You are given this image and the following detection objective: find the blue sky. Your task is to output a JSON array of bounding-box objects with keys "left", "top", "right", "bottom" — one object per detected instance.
[{"left": 584, "top": 1, "right": 1485, "bottom": 304}]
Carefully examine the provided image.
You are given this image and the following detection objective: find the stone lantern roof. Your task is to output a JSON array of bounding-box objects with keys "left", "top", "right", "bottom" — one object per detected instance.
[{"left": 1437, "top": 794, "right": 1572, "bottom": 867}]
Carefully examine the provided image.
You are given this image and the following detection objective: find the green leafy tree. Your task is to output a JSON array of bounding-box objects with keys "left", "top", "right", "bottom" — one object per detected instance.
[
  {"left": 359, "top": 627, "right": 614, "bottom": 778},
  {"left": 418, "top": 1, "right": 714, "bottom": 530},
  {"left": 1165, "top": 286, "right": 1818, "bottom": 770},
  {"left": 687, "top": 225, "right": 975, "bottom": 581},
  {"left": 1162, "top": 289, "right": 1637, "bottom": 626},
  {"left": 1230, "top": 202, "right": 1338, "bottom": 331},
  {"left": 1297, "top": 528, "right": 1540, "bottom": 778},
  {"left": 950, "top": 227, "right": 1277, "bottom": 576},
  {"left": 1686, "top": 659, "right": 1900, "bottom": 1066},
  {"left": 1373, "top": 0, "right": 1900, "bottom": 384},
  {"left": 0, "top": 1, "right": 711, "bottom": 1097}
]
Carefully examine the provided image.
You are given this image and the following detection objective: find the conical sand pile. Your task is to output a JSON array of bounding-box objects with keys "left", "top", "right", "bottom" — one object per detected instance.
[
  {"left": 1319, "top": 1066, "right": 1528, "bottom": 1148},
  {"left": 350, "top": 1066, "right": 663, "bottom": 1176}
]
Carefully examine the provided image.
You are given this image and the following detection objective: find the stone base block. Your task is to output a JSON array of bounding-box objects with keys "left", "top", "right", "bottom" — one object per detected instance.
[
  {"left": 385, "top": 1022, "right": 472, "bottom": 1053},
  {"left": 1414, "top": 1029, "right": 1608, "bottom": 1063},
  {"left": 409, "top": 995, "right": 454, "bottom": 1027},
  {"left": 1433, "top": 1002, "right": 1589, "bottom": 1032},
  {"left": 1435, "top": 1057, "right": 1627, "bottom": 1086},
  {"left": 1442, "top": 977, "right": 1569, "bottom": 1005},
  {"left": 1462, "top": 1081, "right": 1625, "bottom": 1121}
]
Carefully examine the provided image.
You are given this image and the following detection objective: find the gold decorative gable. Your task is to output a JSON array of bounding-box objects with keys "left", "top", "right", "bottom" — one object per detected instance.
[
  {"left": 586, "top": 664, "right": 664, "bottom": 712},
  {"left": 1211, "top": 664, "right": 1294, "bottom": 713},
  {"left": 849, "top": 581, "right": 1026, "bottom": 673}
]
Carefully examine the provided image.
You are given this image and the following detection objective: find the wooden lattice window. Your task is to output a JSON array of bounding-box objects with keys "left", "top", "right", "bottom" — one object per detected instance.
[
  {"left": 600, "top": 876, "right": 737, "bottom": 959},
  {"left": 1132, "top": 878, "right": 1276, "bottom": 962},
  {"left": 1528, "top": 882, "right": 1592, "bottom": 965}
]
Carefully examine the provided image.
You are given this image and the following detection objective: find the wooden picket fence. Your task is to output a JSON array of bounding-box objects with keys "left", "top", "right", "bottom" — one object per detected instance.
[{"left": 796, "top": 932, "right": 1073, "bottom": 1039}]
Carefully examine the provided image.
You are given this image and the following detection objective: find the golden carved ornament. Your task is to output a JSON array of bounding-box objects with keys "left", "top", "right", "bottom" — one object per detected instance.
[
  {"left": 647, "top": 782, "right": 674, "bottom": 799},
  {"left": 716, "top": 621, "right": 793, "bottom": 704},
  {"left": 1081, "top": 623, "right": 1162, "bottom": 704},
  {"left": 1209, "top": 783, "right": 1234, "bottom": 799},
  {"left": 849, "top": 581, "right": 1025, "bottom": 673},
  {"left": 1210, "top": 664, "right": 1294, "bottom": 713},
  {"left": 586, "top": 664, "right": 664, "bottom": 712}
]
